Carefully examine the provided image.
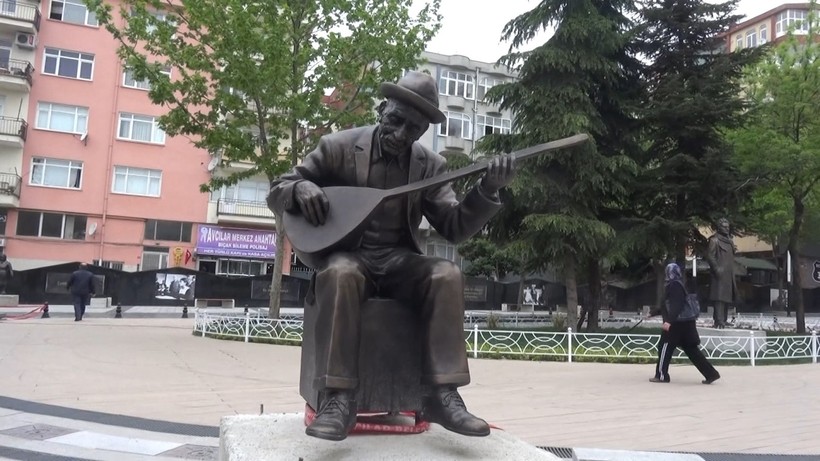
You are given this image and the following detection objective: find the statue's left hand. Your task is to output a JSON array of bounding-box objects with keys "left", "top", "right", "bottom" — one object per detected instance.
[{"left": 480, "top": 154, "right": 516, "bottom": 194}]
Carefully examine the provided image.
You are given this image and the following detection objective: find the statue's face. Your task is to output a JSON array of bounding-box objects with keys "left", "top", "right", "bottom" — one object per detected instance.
[
  {"left": 378, "top": 99, "right": 429, "bottom": 157},
  {"left": 717, "top": 219, "right": 730, "bottom": 235},
  {"left": 0, "top": 255, "right": 6, "bottom": 262}
]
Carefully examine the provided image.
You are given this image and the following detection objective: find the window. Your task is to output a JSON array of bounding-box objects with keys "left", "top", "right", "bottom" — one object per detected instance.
[
  {"left": 16, "top": 211, "right": 87, "bottom": 240},
  {"left": 425, "top": 238, "right": 463, "bottom": 267},
  {"left": 43, "top": 48, "right": 94, "bottom": 80},
  {"left": 217, "top": 258, "right": 266, "bottom": 276},
  {"left": 745, "top": 30, "right": 757, "bottom": 48},
  {"left": 439, "top": 71, "right": 474, "bottom": 99},
  {"left": 36, "top": 102, "right": 89, "bottom": 134},
  {"left": 438, "top": 111, "right": 472, "bottom": 139},
  {"left": 735, "top": 34, "right": 743, "bottom": 50},
  {"left": 759, "top": 24, "right": 768, "bottom": 44},
  {"left": 122, "top": 66, "right": 171, "bottom": 90},
  {"left": 0, "top": 210, "right": 7, "bottom": 235},
  {"left": 113, "top": 166, "right": 162, "bottom": 197},
  {"left": 49, "top": 0, "right": 98, "bottom": 26},
  {"left": 476, "top": 114, "right": 511, "bottom": 137},
  {"left": 118, "top": 113, "right": 165, "bottom": 143},
  {"left": 776, "top": 10, "right": 809, "bottom": 37},
  {"left": 141, "top": 247, "right": 169, "bottom": 270},
  {"left": 30, "top": 157, "right": 83, "bottom": 189},
  {"left": 92, "top": 260, "right": 124, "bottom": 270},
  {"left": 477, "top": 77, "right": 504, "bottom": 101},
  {"left": 144, "top": 220, "right": 192, "bottom": 242},
  {"left": 212, "top": 179, "right": 269, "bottom": 202}
]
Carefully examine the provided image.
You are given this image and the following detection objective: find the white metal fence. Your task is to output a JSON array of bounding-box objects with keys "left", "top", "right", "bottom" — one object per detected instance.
[{"left": 194, "top": 310, "right": 820, "bottom": 366}]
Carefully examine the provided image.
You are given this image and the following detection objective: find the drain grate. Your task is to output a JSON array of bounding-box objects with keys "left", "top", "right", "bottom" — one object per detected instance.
[{"left": 539, "top": 446, "right": 576, "bottom": 460}]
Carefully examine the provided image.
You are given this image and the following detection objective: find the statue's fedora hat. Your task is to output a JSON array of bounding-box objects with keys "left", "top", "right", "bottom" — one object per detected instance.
[{"left": 380, "top": 71, "right": 446, "bottom": 124}]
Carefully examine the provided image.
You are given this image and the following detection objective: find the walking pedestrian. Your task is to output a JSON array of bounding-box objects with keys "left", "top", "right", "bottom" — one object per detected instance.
[
  {"left": 67, "top": 263, "right": 96, "bottom": 321},
  {"left": 649, "top": 262, "right": 720, "bottom": 384}
]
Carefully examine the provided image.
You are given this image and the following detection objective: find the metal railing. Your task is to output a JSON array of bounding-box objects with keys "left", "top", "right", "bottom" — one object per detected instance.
[
  {"left": 0, "top": 172, "right": 21, "bottom": 198},
  {"left": 217, "top": 199, "right": 275, "bottom": 219},
  {"left": 0, "top": 1, "right": 41, "bottom": 30},
  {"left": 193, "top": 310, "right": 820, "bottom": 366},
  {"left": 0, "top": 116, "right": 27, "bottom": 141},
  {"left": 0, "top": 59, "right": 34, "bottom": 85}
]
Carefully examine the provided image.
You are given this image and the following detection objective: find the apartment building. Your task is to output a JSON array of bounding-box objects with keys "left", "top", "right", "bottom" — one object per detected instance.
[
  {"left": 413, "top": 51, "right": 518, "bottom": 266},
  {"left": 0, "top": 0, "right": 291, "bottom": 276},
  {"left": 722, "top": 2, "right": 813, "bottom": 52}
]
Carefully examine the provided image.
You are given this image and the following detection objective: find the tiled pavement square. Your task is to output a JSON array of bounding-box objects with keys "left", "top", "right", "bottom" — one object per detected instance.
[
  {"left": 0, "top": 423, "right": 78, "bottom": 440},
  {"left": 159, "top": 444, "right": 219, "bottom": 460}
]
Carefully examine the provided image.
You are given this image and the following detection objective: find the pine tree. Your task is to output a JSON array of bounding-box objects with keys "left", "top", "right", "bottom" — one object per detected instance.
[
  {"left": 480, "top": 0, "right": 642, "bottom": 330},
  {"left": 632, "top": 0, "right": 765, "bottom": 292}
]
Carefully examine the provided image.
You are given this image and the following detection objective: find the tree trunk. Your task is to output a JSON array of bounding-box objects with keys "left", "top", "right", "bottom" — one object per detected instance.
[
  {"left": 565, "top": 258, "right": 578, "bottom": 329},
  {"left": 268, "top": 218, "right": 285, "bottom": 319},
  {"left": 653, "top": 259, "right": 665, "bottom": 314},
  {"left": 585, "top": 258, "right": 601, "bottom": 331},
  {"left": 789, "top": 197, "right": 806, "bottom": 334}
]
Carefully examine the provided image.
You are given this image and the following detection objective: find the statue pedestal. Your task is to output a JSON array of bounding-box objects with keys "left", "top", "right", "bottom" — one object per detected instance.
[
  {"left": 0, "top": 294, "right": 18, "bottom": 307},
  {"left": 219, "top": 413, "right": 559, "bottom": 461},
  {"left": 697, "top": 327, "right": 767, "bottom": 355}
]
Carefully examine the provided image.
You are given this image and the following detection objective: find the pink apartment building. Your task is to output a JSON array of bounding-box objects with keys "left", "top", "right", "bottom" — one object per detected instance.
[{"left": 0, "top": 0, "right": 291, "bottom": 276}]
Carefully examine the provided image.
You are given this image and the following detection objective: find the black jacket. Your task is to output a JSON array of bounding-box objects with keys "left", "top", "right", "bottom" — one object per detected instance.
[
  {"left": 649, "top": 280, "right": 687, "bottom": 323},
  {"left": 67, "top": 269, "right": 95, "bottom": 296}
]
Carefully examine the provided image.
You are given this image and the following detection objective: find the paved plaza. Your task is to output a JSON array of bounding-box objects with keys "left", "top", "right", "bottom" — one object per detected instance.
[{"left": 0, "top": 315, "right": 819, "bottom": 460}]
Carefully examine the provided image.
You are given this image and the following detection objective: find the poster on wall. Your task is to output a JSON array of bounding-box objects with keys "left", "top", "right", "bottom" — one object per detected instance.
[
  {"left": 522, "top": 283, "right": 544, "bottom": 306},
  {"left": 155, "top": 274, "right": 196, "bottom": 300},
  {"left": 769, "top": 288, "right": 788, "bottom": 310}
]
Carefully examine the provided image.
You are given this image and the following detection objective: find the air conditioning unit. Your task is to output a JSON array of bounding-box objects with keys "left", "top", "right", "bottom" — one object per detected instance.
[
  {"left": 0, "top": 238, "right": 6, "bottom": 247},
  {"left": 15, "top": 32, "right": 36, "bottom": 49}
]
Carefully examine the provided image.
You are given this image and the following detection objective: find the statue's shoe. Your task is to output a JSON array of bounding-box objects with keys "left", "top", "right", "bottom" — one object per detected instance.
[
  {"left": 422, "top": 387, "right": 490, "bottom": 437},
  {"left": 305, "top": 391, "right": 357, "bottom": 441}
]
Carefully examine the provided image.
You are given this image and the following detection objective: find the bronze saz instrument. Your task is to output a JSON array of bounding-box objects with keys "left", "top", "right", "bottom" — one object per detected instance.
[{"left": 283, "top": 133, "right": 590, "bottom": 268}]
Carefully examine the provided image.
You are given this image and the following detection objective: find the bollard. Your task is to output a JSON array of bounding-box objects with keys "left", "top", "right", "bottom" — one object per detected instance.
[
  {"left": 40, "top": 302, "right": 50, "bottom": 319},
  {"left": 115, "top": 304, "right": 122, "bottom": 318},
  {"left": 181, "top": 304, "right": 188, "bottom": 319}
]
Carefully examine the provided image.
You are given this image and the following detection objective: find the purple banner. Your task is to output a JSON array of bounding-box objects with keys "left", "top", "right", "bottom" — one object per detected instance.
[{"left": 196, "top": 225, "right": 276, "bottom": 259}]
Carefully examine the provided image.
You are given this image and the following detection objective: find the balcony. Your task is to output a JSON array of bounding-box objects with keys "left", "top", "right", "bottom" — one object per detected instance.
[
  {"left": 217, "top": 199, "right": 275, "bottom": 224},
  {"left": 0, "top": 116, "right": 26, "bottom": 147},
  {"left": 0, "top": 1, "right": 42, "bottom": 32},
  {"left": 0, "top": 172, "right": 21, "bottom": 208},
  {"left": 0, "top": 59, "right": 33, "bottom": 91}
]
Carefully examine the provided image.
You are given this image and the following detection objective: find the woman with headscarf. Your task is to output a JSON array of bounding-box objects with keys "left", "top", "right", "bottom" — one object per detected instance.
[{"left": 649, "top": 262, "right": 721, "bottom": 384}]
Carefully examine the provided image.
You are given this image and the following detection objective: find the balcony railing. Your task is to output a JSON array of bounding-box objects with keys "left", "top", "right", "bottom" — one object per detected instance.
[
  {"left": 217, "top": 199, "right": 275, "bottom": 219},
  {"left": 0, "top": 116, "right": 27, "bottom": 141},
  {"left": 0, "top": 1, "right": 42, "bottom": 30},
  {"left": 0, "top": 59, "right": 34, "bottom": 85},
  {"left": 0, "top": 173, "right": 21, "bottom": 198}
]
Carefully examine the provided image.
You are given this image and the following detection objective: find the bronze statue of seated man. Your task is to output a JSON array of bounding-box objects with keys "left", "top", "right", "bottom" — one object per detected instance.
[{"left": 267, "top": 71, "right": 516, "bottom": 441}]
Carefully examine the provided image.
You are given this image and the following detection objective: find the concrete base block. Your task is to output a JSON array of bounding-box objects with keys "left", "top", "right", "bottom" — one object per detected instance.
[
  {"left": 697, "top": 327, "right": 767, "bottom": 354},
  {"left": 90, "top": 297, "right": 111, "bottom": 308},
  {"left": 219, "top": 413, "right": 560, "bottom": 461},
  {"left": 0, "top": 294, "right": 19, "bottom": 306}
]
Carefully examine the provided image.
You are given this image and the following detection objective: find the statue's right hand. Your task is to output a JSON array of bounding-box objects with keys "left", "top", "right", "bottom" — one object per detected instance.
[{"left": 294, "top": 181, "right": 329, "bottom": 226}]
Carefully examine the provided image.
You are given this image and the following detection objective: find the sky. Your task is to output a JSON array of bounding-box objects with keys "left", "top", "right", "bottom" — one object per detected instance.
[{"left": 418, "top": 0, "right": 777, "bottom": 64}]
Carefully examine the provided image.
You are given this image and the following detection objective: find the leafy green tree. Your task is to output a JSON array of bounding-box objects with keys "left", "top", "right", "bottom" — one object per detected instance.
[
  {"left": 632, "top": 0, "right": 764, "bottom": 300},
  {"left": 456, "top": 238, "right": 516, "bottom": 280},
  {"left": 730, "top": 2, "right": 820, "bottom": 333},
  {"left": 88, "top": 0, "right": 441, "bottom": 316},
  {"left": 480, "top": 0, "right": 642, "bottom": 330}
]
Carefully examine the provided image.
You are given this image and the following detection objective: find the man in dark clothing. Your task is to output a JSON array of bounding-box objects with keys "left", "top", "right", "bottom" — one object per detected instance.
[
  {"left": 268, "top": 71, "right": 516, "bottom": 441},
  {"left": 650, "top": 262, "right": 720, "bottom": 384},
  {"left": 67, "top": 263, "right": 96, "bottom": 321}
]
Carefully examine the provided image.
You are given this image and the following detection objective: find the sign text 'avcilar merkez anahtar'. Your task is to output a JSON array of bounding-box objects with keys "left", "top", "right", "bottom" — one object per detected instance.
[{"left": 195, "top": 225, "right": 276, "bottom": 259}]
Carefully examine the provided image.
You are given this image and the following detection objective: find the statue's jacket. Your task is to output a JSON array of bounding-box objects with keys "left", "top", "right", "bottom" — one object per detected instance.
[{"left": 267, "top": 125, "right": 502, "bottom": 256}]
